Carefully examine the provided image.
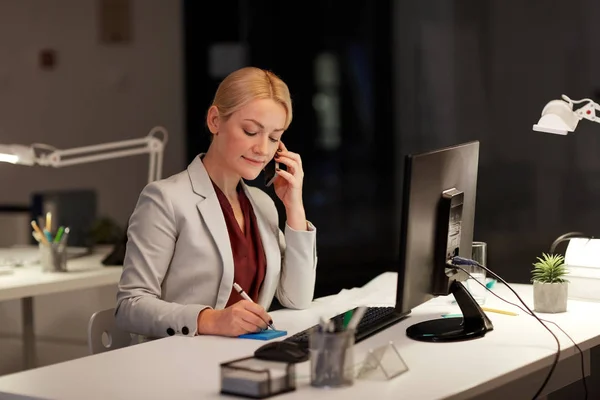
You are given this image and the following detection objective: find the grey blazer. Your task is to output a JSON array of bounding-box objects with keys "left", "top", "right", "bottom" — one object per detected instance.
[{"left": 115, "top": 155, "right": 317, "bottom": 339}]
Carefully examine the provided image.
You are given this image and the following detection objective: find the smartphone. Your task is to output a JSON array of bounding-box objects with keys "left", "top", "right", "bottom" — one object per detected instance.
[{"left": 264, "top": 159, "right": 279, "bottom": 187}]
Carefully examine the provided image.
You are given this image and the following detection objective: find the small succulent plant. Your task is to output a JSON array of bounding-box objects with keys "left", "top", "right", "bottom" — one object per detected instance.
[{"left": 531, "top": 253, "right": 568, "bottom": 284}]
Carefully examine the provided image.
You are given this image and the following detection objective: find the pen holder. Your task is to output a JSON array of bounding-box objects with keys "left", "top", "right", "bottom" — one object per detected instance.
[
  {"left": 39, "top": 243, "right": 67, "bottom": 273},
  {"left": 309, "top": 328, "right": 355, "bottom": 388}
]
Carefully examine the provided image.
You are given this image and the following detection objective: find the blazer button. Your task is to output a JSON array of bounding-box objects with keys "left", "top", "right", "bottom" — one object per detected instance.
[
  {"left": 182, "top": 326, "right": 189, "bottom": 335},
  {"left": 166, "top": 328, "right": 175, "bottom": 336}
]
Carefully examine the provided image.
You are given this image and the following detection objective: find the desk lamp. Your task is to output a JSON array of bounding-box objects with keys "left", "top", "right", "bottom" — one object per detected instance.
[
  {"left": 533, "top": 94, "right": 600, "bottom": 135},
  {"left": 533, "top": 95, "right": 600, "bottom": 304},
  {"left": 0, "top": 126, "right": 168, "bottom": 265}
]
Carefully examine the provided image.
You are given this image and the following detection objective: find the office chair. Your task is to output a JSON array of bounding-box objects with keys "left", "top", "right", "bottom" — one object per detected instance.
[{"left": 87, "top": 308, "right": 132, "bottom": 355}]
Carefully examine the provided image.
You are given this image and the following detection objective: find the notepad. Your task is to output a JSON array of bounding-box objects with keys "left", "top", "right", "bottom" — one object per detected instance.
[{"left": 238, "top": 330, "right": 288, "bottom": 340}]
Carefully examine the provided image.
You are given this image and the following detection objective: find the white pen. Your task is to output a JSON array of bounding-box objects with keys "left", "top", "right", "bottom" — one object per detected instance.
[{"left": 233, "top": 282, "right": 276, "bottom": 330}]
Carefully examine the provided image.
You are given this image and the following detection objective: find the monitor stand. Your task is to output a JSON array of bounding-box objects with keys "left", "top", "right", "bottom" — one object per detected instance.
[{"left": 406, "top": 280, "right": 493, "bottom": 342}]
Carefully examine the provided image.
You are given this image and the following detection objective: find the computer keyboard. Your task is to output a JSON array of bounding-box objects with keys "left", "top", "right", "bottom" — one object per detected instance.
[{"left": 284, "top": 306, "right": 407, "bottom": 349}]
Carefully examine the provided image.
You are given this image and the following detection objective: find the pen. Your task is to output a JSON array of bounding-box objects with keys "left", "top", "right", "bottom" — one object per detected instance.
[
  {"left": 442, "top": 308, "right": 518, "bottom": 318},
  {"left": 58, "top": 227, "right": 70, "bottom": 252},
  {"left": 482, "top": 307, "right": 518, "bottom": 316},
  {"left": 31, "top": 220, "right": 49, "bottom": 245},
  {"left": 43, "top": 229, "right": 53, "bottom": 244},
  {"left": 31, "top": 231, "right": 42, "bottom": 243},
  {"left": 233, "top": 282, "right": 276, "bottom": 331},
  {"left": 46, "top": 212, "right": 52, "bottom": 233}
]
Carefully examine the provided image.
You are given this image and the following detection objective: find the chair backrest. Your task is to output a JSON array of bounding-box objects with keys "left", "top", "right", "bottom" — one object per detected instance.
[{"left": 87, "top": 308, "right": 132, "bottom": 355}]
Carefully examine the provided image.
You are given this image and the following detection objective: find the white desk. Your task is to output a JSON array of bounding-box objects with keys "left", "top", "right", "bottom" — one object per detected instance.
[
  {"left": 0, "top": 273, "right": 598, "bottom": 400},
  {"left": 0, "top": 247, "right": 122, "bottom": 369}
]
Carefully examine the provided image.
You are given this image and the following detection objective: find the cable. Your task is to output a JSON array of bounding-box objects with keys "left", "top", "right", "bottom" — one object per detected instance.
[
  {"left": 450, "top": 256, "right": 562, "bottom": 400},
  {"left": 458, "top": 268, "right": 588, "bottom": 400},
  {"left": 549, "top": 232, "right": 590, "bottom": 255},
  {"left": 451, "top": 257, "right": 588, "bottom": 399}
]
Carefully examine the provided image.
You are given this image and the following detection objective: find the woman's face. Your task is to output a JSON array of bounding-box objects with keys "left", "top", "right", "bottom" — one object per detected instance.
[{"left": 209, "top": 98, "right": 286, "bottom": 180}]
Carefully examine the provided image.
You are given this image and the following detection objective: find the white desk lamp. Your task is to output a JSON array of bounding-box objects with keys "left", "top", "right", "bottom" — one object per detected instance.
[
  {"left": 0, "top": 126, "right": 168, "bottom": 265},
  {"left": 533, "top": 97, "right": 600, "bottom": 301},
  {"left": 0, "top": 126, "right": 168, "bottom": 184},
  {"left": 533, "top": 94, "right": 600, "bottom": 135}
]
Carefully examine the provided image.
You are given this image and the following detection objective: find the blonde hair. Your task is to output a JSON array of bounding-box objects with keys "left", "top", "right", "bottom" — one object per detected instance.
[{"left": 210, "top": 67, "right": 293, "bottom": 130}]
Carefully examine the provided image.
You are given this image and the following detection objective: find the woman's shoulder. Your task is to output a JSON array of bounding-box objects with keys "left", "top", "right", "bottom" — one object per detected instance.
[{"left": 139, "top": 169, "right": 192, "bottom": 204}]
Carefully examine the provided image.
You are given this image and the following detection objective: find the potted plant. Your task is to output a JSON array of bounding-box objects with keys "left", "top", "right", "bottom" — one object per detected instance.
[{"left": 531, "top": 253, "right": 569, "bottom": 313}]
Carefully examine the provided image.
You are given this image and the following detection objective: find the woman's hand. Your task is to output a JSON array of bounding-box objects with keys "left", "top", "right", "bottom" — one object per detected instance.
[
  {"left": 273, "top": 142, "right": 308, "bottom": 230},
  {"left": 197, "top": 300, "right": 272, "bottom": 337}
]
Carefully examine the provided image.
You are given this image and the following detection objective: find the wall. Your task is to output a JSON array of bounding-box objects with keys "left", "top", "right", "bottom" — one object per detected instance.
[
  {"left": 392, "top": 1, "right": 600, "bottom": 398},
  {"left": 0, "top": 0, "right": 184, "bottom": 375}
]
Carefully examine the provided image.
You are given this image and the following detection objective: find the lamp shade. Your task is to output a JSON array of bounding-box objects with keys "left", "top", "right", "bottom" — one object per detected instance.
[
  {"left": 532, "top": 99, "right": 580, "bottom": 135},
  {"left": 0, "top": 144, "right": 35, "bottom": 165}
]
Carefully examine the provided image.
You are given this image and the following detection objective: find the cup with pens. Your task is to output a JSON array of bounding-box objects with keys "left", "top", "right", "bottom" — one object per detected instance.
[
  {"left": 309, "top": 306, "right": 367, "bottom": 388},
  {"left": 31, "top": 212, "right": 70, "bottom": 273}
]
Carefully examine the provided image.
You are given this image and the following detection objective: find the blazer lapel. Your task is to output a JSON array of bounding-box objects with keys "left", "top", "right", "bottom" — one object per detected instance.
[
  {"left": 188, "top": 156, "right": 234, "bottom": 309},
  {"left": 242, "top": 183, "right": 280, "bottom": 308}
]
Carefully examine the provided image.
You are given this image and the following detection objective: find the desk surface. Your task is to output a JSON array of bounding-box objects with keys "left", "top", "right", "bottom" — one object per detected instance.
[
  {"left": 0, "top": 247, "right": 122, "bottom": 302},
  {"left": 0, "top": 273, "right": 599, "bottom": 400}
]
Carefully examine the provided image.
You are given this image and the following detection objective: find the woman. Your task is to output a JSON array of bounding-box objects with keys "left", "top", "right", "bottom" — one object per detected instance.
[{"left": 115, "top": 67, "right": 317, "bottom": 339}]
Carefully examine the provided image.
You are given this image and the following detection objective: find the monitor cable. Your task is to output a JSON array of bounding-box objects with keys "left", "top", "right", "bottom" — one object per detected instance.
[
  {"left": 458, "top": 266, "right": 588, "bottom": 400},
  {"left": 450, "top": 256, "right": 587, "bottom": 400},
  {"left": 549, "top": 232, "right": 591, "bottom": 254}
]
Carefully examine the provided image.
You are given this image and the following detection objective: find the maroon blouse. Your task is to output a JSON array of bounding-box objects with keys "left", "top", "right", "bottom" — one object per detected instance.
[{"left": 211, "top": 181, "right": 267, "bottom": 307}]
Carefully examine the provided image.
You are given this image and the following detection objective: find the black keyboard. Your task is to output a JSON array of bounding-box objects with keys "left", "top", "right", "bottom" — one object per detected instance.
[{"left": 284, "top": 306, "right": 407, "bottom": 348}]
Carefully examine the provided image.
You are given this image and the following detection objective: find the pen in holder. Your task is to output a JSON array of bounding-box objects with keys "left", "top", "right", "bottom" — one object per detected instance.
[
  {"left": 309, "top": 327, "right": 355, "bottom": 388},
  {"left": 39, "top": 242, "right": 68, "bottom": 273}
]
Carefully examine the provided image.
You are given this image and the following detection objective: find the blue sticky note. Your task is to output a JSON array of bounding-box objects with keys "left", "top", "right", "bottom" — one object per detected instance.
[{"left": 238, "top": 329, "right": 288, "bottom": 340}]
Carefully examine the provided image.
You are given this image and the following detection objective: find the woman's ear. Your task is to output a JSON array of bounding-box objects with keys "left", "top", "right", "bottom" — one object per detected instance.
[{"left": 206, "top": 106, "right": 220, "bottom": 134}]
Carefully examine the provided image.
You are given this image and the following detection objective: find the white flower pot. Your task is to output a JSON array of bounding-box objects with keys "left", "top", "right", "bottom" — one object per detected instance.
[{"left": 533, "top": 281, "right": 568, "bottom": 313}]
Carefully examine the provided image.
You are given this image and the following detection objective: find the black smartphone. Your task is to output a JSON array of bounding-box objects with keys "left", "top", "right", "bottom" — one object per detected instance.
[{"left": 264, "top": 159, "right": 279, "bottom": 187}]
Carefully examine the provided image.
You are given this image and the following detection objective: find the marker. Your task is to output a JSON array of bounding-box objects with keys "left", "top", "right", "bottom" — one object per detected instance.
[
  {"left": 54, "top": 226, "right": 65, "bottom": 244},
  {"left": 346, "top": 306, "right": 368, "bottom": 331},
  {"left": 342, "top": 310, "right": 354, "bottom": 329},
  {"left": 233, "top": 282, "right": 276, "bottom": 330}
]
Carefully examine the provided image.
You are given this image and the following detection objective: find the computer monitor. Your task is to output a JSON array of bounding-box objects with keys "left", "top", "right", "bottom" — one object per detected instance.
[
  {"left": 397, "top": 140, "right": 493, "bottom": 342},
  {"left": 282, "top": 141, "right": 492, "bottom": 349}
]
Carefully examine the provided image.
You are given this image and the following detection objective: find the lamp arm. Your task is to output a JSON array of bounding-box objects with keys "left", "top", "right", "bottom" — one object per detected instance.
[
  {"left": 35, "top": 126, "right": 168, "bottom": 184},
  {"left": 571, "top": 100, "right": 600, "bottom": 124}
]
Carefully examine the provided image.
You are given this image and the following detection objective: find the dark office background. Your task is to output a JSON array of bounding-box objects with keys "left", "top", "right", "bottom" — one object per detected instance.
[
  {"left": 184, "top": 0, "right": 600, "bottom": 305},
  {"left": 184, "top": 0, "right": 396, "bottom": 298}
]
